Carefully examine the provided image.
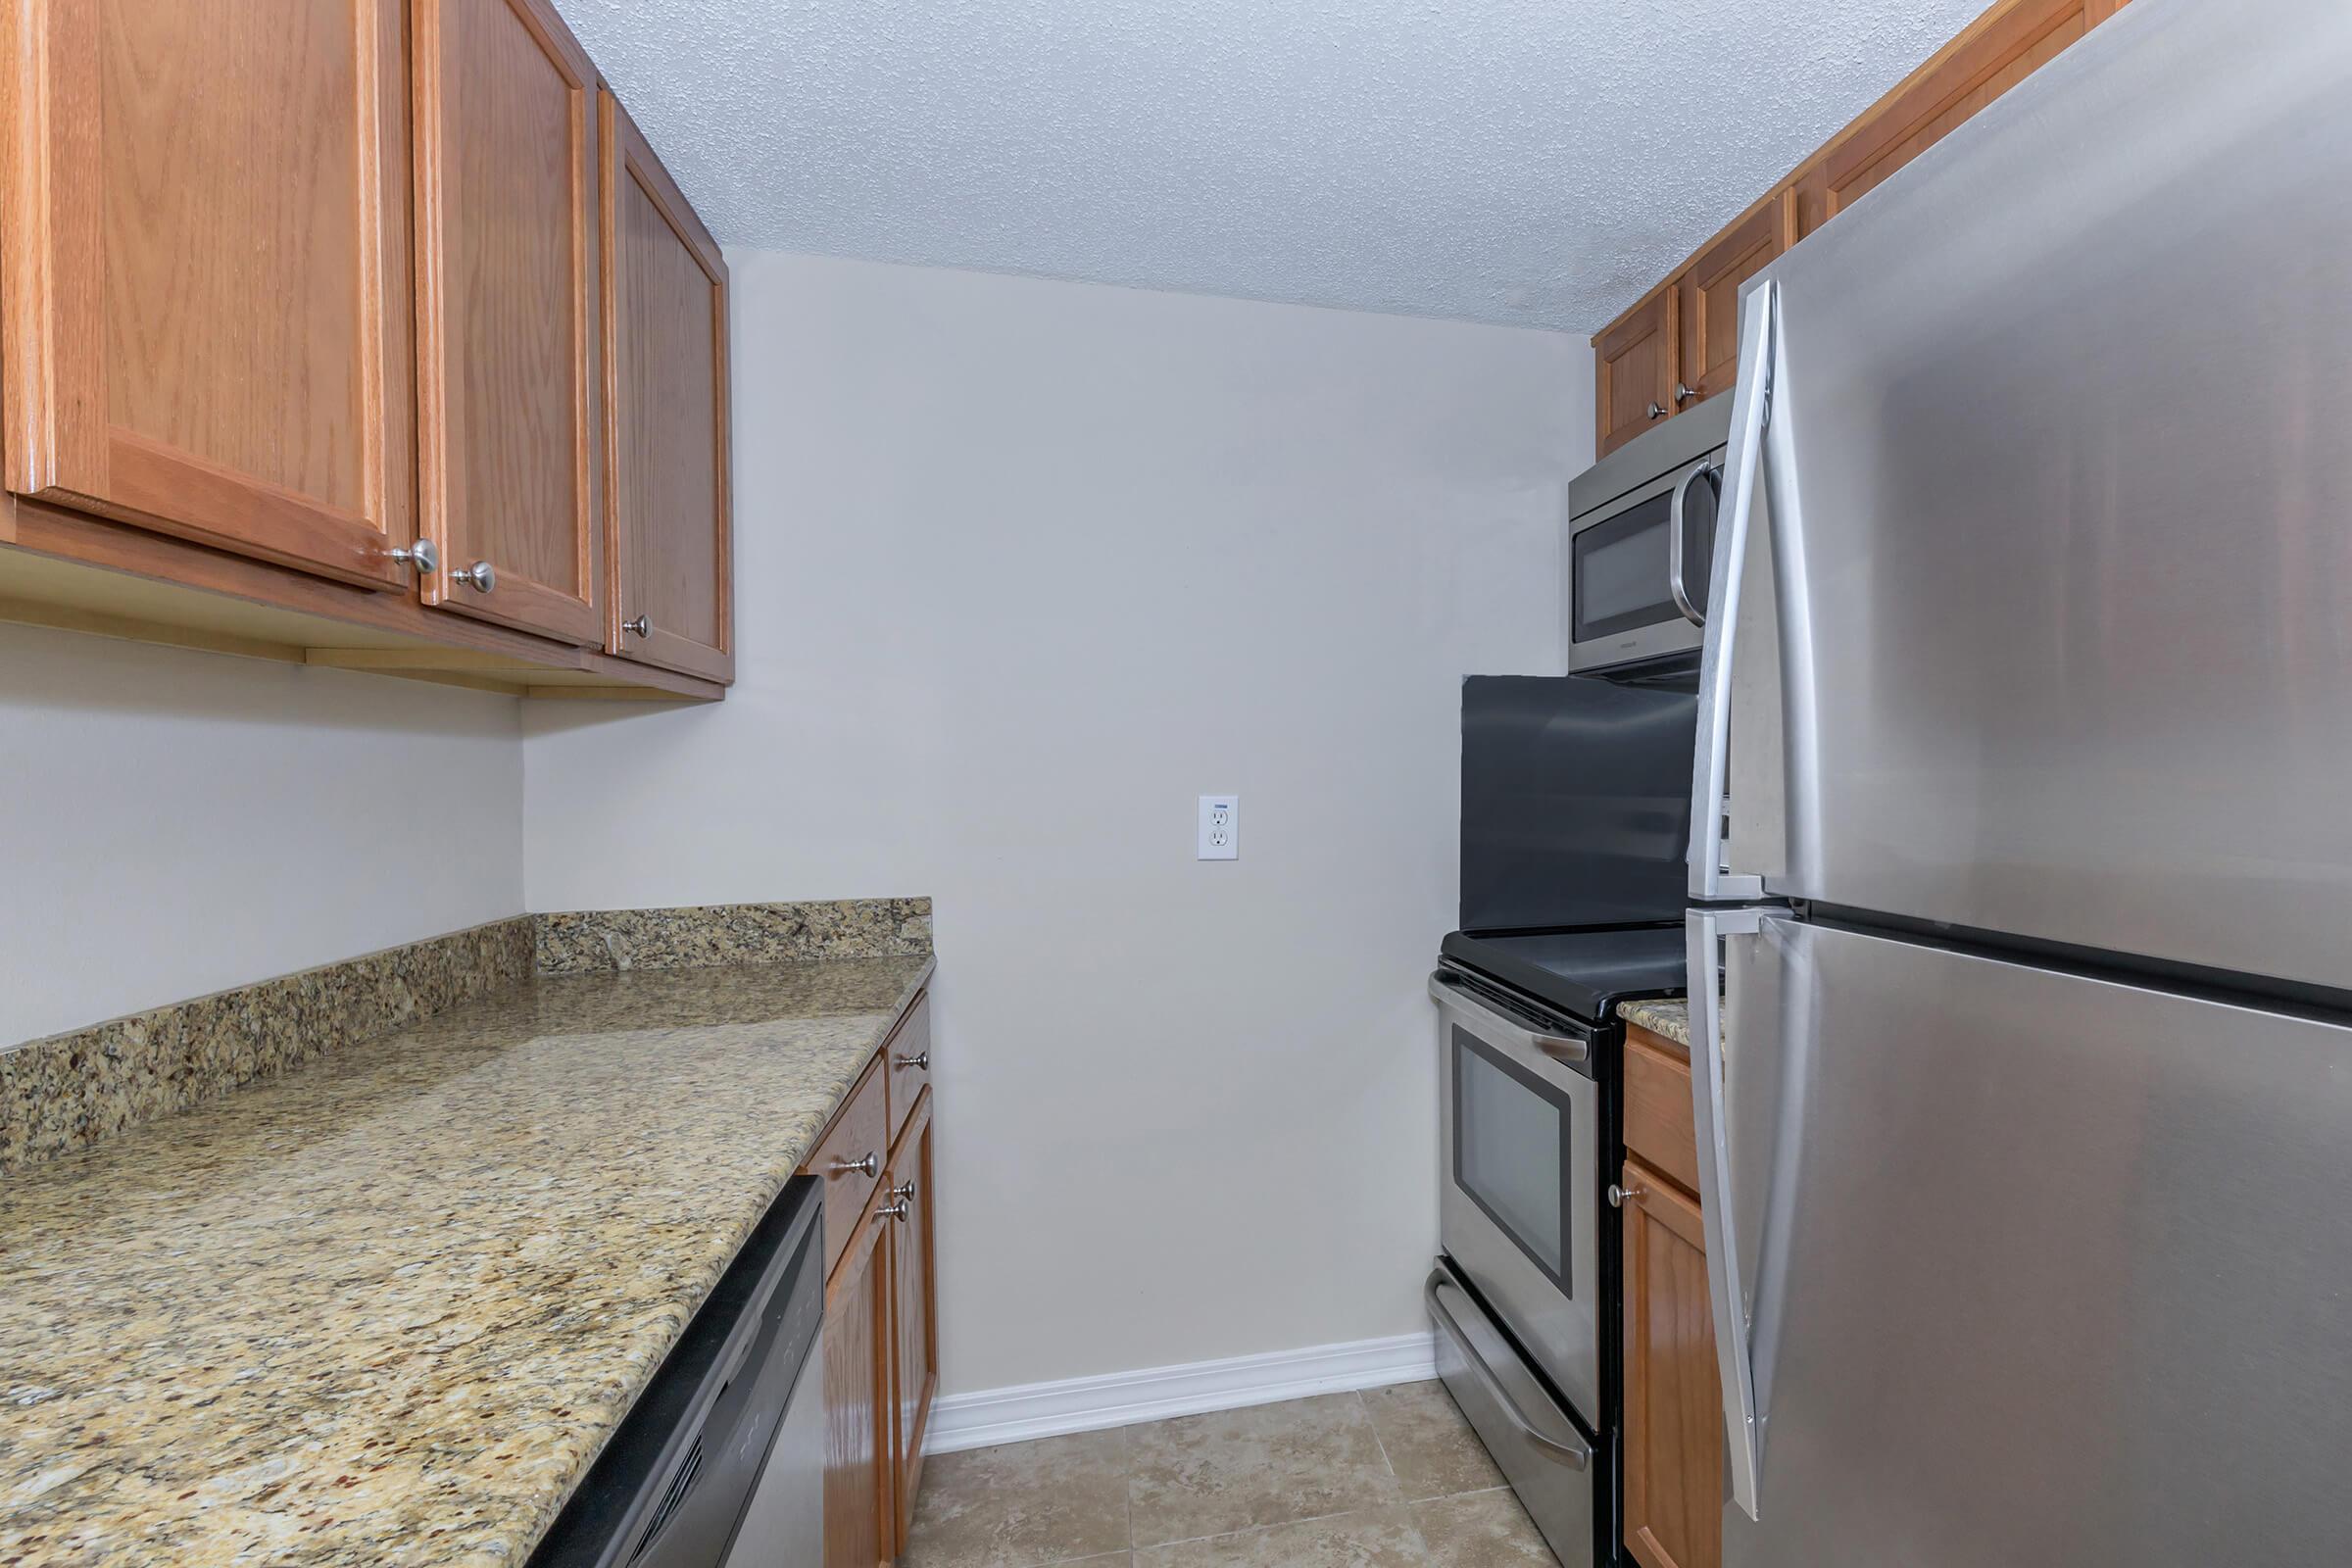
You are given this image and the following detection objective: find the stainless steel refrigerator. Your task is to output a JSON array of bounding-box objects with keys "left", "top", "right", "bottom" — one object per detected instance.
[{"left": 1683, "top": 0, "right": 2352, "bottom": 1562}]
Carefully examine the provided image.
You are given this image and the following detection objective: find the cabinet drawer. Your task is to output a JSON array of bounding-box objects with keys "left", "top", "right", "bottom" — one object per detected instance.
[
  {"left": 1623, "top": 1025, "right": 1699, "bottom": 1197},
  {"left": 805, "top": 1054, "right": 889, "bottom": 1278},
  {"left": 882, "top": 994, "right": 931, "bottom": 1147}
]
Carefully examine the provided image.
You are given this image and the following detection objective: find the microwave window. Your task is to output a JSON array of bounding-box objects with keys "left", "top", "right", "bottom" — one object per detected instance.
[{"left": 1573, "top": 492, "right": 1675, "bottom": 641}]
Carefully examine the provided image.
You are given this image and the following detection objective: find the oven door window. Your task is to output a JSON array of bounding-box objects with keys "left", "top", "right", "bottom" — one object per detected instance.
[
  {"left": 1450, "top": 1026, "right": 1574, "bottom": 1296},
  {"left": 1572, "top": 491, "right": 1676, "bottom": 643}
]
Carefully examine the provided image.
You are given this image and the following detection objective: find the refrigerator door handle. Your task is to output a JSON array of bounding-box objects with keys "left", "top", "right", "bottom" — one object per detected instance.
[
  {"left": 1689, "top": 906, "right": 1768, "bottom": 1519},
  {"left": 1689, "top": 281, "right": 1777, "bottom": 903}
]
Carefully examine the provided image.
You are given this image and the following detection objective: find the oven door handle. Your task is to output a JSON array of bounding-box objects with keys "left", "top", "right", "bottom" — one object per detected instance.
[
  {"left": 1427, "top": 972, "right": 1589, "bottom": 1065},
  {"left": 1425, "top": 1268, "right": 1591, "bottom": 1470}
]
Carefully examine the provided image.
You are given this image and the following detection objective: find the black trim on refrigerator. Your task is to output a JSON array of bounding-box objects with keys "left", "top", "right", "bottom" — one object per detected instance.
[{"left": 1807, "top": 902, "right": 2352, "bottom": 1025}]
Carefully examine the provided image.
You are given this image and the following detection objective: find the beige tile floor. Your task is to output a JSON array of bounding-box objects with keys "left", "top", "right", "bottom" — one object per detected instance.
[{"left": 903, "top": 1381, "right": 1564, "bottom": 1567}]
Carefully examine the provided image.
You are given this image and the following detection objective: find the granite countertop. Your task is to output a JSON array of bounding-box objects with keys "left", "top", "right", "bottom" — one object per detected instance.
[
  {"left": 1617, "top": 997, "right": 1692, "bottom": 1048},
  {"left": 0, "top": 954, "right": 933, "bottom": 1568}
]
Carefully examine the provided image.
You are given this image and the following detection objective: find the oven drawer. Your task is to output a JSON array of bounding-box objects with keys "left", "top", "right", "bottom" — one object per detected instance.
[{"left": 1428, "top": 1260, "right": 1595, "bottom": 1568}]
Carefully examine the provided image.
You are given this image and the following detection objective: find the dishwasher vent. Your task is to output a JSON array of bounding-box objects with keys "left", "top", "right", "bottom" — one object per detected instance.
[{"left": 629, "top": 1437, "right": 706, "bottom": 1562}]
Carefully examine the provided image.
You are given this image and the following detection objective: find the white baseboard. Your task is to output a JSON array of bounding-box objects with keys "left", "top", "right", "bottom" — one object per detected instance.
[{"left": 925, "top": 1330, "right": 1439, "bottom": 1455}]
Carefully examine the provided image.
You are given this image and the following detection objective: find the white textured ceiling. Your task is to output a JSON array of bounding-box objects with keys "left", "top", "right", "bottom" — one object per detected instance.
[{"left": 551, "top": 0, "right": 1989, "bottom": 332}]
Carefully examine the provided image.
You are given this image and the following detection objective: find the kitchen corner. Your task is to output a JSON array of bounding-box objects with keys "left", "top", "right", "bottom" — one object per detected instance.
[{"left": 0, "top": 900, "right": 933, "bottom": 1567}]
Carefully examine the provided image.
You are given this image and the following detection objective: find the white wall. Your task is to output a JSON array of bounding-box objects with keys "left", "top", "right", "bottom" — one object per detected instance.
[
  {"left": 0, "top": 624, "right": 524, "bottom": 1046},
  {"left": 525, "top": 251, "right": 1590, "bottom": 1395}
]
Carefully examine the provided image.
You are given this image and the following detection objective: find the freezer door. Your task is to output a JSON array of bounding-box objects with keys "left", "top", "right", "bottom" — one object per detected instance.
[
  {"left": 1744, "top": 0, "right": 2352, "bottom": 989},
  {"left": 1697, "top": 914, "right": 2352, "bottom": 1568}
]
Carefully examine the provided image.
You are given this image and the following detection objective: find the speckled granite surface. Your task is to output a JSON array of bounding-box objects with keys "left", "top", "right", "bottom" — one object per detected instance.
[
  {"left": 0, "top": 954, "right": 933, "bottom": 1568},
  {"left": 0, "top": 918, "right": 535, "bottom": 1176},
  {"left": 1617, "top": 998, "right": 1692, "bottom": 1048},
  {"left": 536, "top": 897, "right": 931, "bottom": 975}
]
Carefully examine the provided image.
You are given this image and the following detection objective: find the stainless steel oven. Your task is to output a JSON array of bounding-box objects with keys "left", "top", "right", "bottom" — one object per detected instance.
[
  {"left": 1428, "top": 967, "right": 1599, "bottom": 1566},
  {"left": 1566, "top": 397, "right": 1733, "bottom": 677}
]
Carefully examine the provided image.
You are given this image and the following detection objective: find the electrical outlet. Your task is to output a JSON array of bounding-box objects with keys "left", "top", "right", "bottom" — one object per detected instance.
[{"left": 1198, "top": 795, "right": 1239, "bottom": 860}]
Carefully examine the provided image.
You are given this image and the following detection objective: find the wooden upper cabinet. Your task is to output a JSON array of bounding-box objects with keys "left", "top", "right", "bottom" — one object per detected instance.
[
  {"left": 1621, "top": 1157, "right": 1722, "bottom": 1568},
  {"left": 1793, "top": 0, "right": 2132, "bottom": 237},
  {"left": 412, "top": 0, "right": 602, "bottom": 645},
  {"left": 1677, "top": 191, "right": 1794, "bottom": 407},
  {"left": 0, "top": 0, "right": 416, "bottom": 589},
  {"left": 599, "top": 92, "right": 732, "bottom": 684},
  {"left": 1594, "top": 284, "right": 1679, "bottom": 459}
]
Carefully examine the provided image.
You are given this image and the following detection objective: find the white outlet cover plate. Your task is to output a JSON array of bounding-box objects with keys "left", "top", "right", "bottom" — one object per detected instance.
[{"left": 1198, "top": 795, "right": 1239, "bottom": 860}]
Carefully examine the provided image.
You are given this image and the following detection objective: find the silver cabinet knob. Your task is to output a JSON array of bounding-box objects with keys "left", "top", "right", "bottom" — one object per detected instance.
[
  {"left": 1607, "top": 1182, "right": 1645, "bottom": 1208},
  {"left": 451, "top": 560, "right": 496, "bottom": 593},
  {"left": 387, "top": 539, "right": 439, "bottom": 574},
  {"left": 830, "top": 1152, "right": 878, "bottom": 1178},
  {"left": 1674, "top": 381, "right": 1697, "bottom": 406},
  {"left": 1645, "top": 401, "right": 1668, "bottom": 421},
  {"left": 621, "top": 614, "right": 650, "bottom": 637},
  {"left": 893, "top": 1051, "right": 929, "bottom": 1072},
  {"left": 879, "top": 1195, "right": 910, "bottom": 1221},
  {"left": 890, "top": 1179, "right": 916, "bottom": 1203}
]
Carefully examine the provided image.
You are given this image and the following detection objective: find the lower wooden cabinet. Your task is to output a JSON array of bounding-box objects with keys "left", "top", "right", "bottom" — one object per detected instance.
[
  {"left": 809, "top": 991, "right": 940, "bottom": 1567},
  {"left": 1620, "top": 1153, "right": 1721, "bottom": 1568},
  {"left": 824, "top": 1199, "right": 895, "bottom": 1568},
  {"left": 1620, "top": 1021, "right": 1720, "bottom": 1568},
  {"left": 888, "top": 1090, "right": 940, "bottom": 1551}
]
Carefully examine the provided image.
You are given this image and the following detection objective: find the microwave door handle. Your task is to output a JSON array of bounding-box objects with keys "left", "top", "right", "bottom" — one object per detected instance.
[
  {"left": 1689, "top": 907, "right": 1769, "bottom": 1520},
  {"left": 1690, "top": 280, "right": 1778, "bottom": 903},
  {"left": 1667, "top": 465, "right": 1705, "bottom": 628}
]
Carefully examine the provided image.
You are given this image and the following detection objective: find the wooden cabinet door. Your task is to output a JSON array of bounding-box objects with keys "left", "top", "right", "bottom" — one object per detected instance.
[
  {"left": 411, "top": 0, "right": 602, "bottom": 644},
  {"left": 888, "top": 1090, "right": 939, "bottom": 1552},
  {"left": 824, "top": 1202, "right": 894, "bottom": 1568},
  {"left": 1793, "top": 0, "right": 2132, "bottom": 237},
  {"left": 0, "top": 0, "right": 415, "bottom": 590},
  {"left": 1594, "top": 284, "right": 1679, "bottom": 459},
  {"left": 599, "top": 92, "right": 732, "bottom": 683},
  {"left": 1676, "top": 192, "right": 1793, "bottom": 408},
  {"left": 1621, "top": 1157, "right": 1721, "bottom": 1568}
]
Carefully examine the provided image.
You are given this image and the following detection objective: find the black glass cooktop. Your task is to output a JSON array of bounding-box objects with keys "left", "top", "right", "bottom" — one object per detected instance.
[{"left": 1441, "top": 924, "right": 1687, "bottom": 1024}]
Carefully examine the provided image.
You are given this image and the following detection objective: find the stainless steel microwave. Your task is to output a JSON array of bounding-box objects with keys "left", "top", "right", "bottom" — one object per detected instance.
[{"left": 1565, "top": 398, "right": 1733, "bottom": 676}]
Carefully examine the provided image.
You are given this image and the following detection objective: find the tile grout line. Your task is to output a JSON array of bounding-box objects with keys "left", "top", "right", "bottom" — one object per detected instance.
[{"left": 1358, "top": 1386, "right": 1401, "bottom": 1489}]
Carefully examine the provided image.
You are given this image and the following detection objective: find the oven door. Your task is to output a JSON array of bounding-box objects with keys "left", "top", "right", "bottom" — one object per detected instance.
[
  {"left": 1567, "top": 458, "right": 1721, "bottom": 673},
  {"left": 1429, "top": 969, "right": 1600, "bottom": 1418}
]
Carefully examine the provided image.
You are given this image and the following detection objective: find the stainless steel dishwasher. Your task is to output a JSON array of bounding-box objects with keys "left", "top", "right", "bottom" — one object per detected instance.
[{"left": 530, "top": 1175, "right": 826, "bottom": 1568}]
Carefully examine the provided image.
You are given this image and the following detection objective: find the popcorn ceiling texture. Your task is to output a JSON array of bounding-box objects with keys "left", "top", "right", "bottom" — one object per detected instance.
[{"left": 552, "top": 0, "right": 1990, "bottom": 331}]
